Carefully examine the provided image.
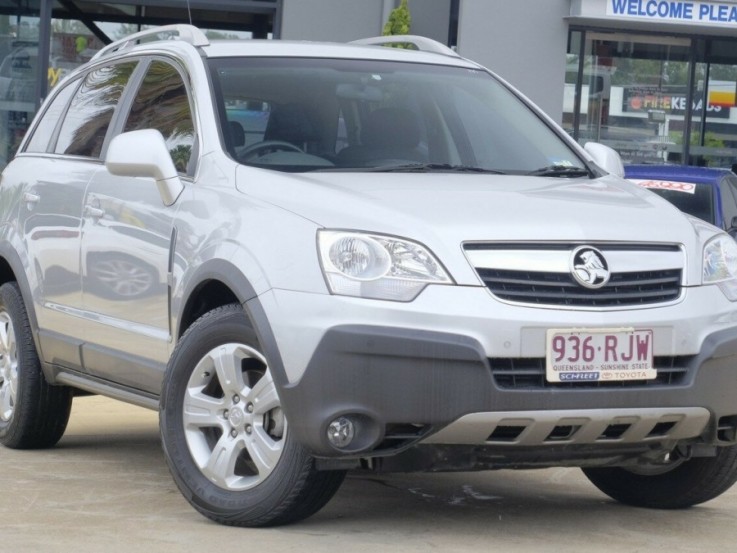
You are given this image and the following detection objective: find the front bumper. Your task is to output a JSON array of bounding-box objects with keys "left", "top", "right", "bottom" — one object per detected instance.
[{"left": 254, "top": 285, "right": 737, "bottom": 458}]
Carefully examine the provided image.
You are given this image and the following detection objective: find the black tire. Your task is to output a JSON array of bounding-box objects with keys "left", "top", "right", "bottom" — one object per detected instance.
[
  {"left": 159, "top": 304, "right": 345, "bottom": 527},
  {"left": 0, "top": 282, "right": 73, "bottom": 449},
  {"left": 582, "top": 445, "right": 737, "bottom": 509}
]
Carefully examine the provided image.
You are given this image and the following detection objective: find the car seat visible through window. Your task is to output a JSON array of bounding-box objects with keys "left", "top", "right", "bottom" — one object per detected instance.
[{"left": 337, "top": 107, "right": 425, "bottom": 165}]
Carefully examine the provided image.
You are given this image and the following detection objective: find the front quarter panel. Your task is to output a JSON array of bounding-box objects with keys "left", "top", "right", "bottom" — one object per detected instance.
[{"left": 171, "top": 154, "right": 327, "bottom": 342}]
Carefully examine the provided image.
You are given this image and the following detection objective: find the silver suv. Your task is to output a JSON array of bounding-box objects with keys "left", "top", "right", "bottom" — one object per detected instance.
[{"left": 0, "top": 25, "right": 736, "bottom": 527}]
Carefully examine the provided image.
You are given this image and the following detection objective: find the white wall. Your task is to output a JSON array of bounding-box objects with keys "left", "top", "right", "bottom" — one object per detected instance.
[
  {"left": 457, "top": 0, "right": 571, "bottom": 122},
  {"left": 408, "top": 0, "right": 452, "bottom": 43},
  {"left": 280, "top": 0, "right": 387, "bottom": 41},
  {"left": 280, "top": 0, "right": 451, "bottom": 43}
]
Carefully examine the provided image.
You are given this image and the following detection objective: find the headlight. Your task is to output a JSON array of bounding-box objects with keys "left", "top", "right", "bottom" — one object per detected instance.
[
  {"left": 318, "top": 230, "right": 453, "bottom": 301},
  {"left": 703, "top": 234, "right": 737, "bottom": 301}
]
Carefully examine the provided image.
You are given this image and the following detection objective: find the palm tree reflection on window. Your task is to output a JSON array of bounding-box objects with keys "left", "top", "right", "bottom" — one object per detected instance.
[
  {"left": 63, "top": 62, "right": 137, "bottom": 158},
  {"left": 124, "top": 61, "right": 195, "bottom": 174}
]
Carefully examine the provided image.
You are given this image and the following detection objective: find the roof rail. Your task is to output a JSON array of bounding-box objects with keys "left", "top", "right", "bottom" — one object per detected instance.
[
  {"left": 91, "top": 24, "right": 209, "bottom": 62},
  {"left": 351, "top": 35, "right": 458, "bottom": 57}
]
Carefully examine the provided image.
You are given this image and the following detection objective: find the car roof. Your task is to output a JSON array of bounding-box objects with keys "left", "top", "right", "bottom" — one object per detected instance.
[{"left": 624, "top": 164, "right": 732, "bottom": 185}]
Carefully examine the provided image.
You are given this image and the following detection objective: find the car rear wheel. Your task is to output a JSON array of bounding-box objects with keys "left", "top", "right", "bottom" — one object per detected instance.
[
  {"left": 159, "top": 304, "right": 345, "bottom": 527},
  {"left": 582, "top": 444, "right": 737, "bottom": 509},
  {"left": 0, "top": 282, "right": 73, "bottom": 449}
]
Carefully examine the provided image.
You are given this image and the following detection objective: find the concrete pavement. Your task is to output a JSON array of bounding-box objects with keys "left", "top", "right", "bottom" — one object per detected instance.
[{"left": 1, "top": 395, "right": 736, "bottom": 553}]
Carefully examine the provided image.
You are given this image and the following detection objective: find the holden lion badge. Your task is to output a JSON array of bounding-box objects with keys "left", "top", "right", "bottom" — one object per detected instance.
[{"left": 570, "top": 246, "right": 610, "bottom": 289}]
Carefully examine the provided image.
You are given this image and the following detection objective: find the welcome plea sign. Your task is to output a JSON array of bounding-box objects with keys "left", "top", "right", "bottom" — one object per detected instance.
[{"left": 607, "top": 0, "right": 737, "bottom": 26}]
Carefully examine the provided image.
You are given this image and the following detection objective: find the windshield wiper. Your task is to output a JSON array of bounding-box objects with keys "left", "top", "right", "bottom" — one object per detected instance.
[
  {"left": 356, "top": 163, "right": 506, "bottom": 173},
  {"left": 527, "top": 165, "right": 592, "bottom": 178}
]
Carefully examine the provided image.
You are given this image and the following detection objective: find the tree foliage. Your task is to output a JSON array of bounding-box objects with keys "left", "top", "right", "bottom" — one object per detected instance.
[{"left": 382, "top": 0, "right": 411, "bottom": 48}]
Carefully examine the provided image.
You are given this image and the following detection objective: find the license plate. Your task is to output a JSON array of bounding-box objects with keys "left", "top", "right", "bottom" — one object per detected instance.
[{"left": 545, "top": 328, "right": 655, "bottom": 383}]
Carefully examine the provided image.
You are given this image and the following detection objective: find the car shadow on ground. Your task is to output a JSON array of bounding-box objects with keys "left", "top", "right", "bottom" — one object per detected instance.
[{"left": 41, "top": 427, "right": 737, "bottom": 537}]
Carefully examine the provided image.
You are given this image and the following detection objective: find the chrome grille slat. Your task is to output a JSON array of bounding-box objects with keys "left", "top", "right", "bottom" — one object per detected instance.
[
  {"left": 486, "top": 274, "right": 680, "bottom": 288},
  {"left": 463, "top": 242, "right": 683, "bottom": 252},
  {"left": 488, "top": 288, "right": 677, "bottom": 301}
]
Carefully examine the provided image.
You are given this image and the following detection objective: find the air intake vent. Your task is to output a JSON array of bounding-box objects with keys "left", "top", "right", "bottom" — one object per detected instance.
[{"left": 489, "top": 356, "right": 691, "bottom": 389}]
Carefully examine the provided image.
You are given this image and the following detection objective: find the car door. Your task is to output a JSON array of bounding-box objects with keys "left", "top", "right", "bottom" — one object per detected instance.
[
  {"left": 16, "top": 62, "right": 137, "bottom": 370},
  {"left": 80, "top": 58, "right": 196, "bottom": 393}
]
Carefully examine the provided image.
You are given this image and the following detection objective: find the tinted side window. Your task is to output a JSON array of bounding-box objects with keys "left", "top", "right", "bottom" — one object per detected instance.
[
  {"left": 54, "top": 62, "right": 137, "bottom": 158},
  {"left": 24, "top": 80, "right": 79, "bottom": 153},
  {"left": 720, "top": 176, "right": 737, "bottom": 229},
  {"left": 124, "top": 60, "right": 195, "bottom": 174},
  {"left": 649, "top": 185, "right": 715, "bottom": 225}
]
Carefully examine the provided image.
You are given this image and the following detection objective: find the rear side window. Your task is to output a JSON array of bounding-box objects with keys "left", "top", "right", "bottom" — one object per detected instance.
[
  {"left": 123, "top": 60, "right": 195, "bottom": 175},
  {"left": 54, "top": 61, "right": 138, "bottom": 158},
  {"left": 24, "top": 79, "right": 78, "bottom": 153}
]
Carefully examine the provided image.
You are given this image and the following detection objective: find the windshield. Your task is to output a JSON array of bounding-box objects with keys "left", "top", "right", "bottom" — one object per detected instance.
[{"left": 208, "top": 57, "right": 587, "bottom": 174}]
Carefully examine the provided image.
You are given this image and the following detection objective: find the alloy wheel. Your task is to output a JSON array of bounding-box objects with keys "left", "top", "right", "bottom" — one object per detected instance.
[
  {"left": 182, "top": 343, "right": 285, "bottom": 491},
  {"left": 0, "top": 311, "right": 18, "bottom": 422}
]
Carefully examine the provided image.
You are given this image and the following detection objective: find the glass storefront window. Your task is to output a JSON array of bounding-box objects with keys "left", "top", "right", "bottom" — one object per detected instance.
[
  {"left": 0, "top": 1, "right": 276, "bottom": 172},
  {"left": 566, "top": 30, "right": 737, "bottom": 168},
  {"left": 566, "top": 31, "right": 692, "bottom": 164},
  {"left": 49, "top": 18, "right": 105, "bottom": 90},
  {"left": 55, "top": 2, "right": 137, "bottom": 18},
  {"left": 0, "top": 9, "right": 41, "bottom": 166},
  {"left": 693, "top": 39, "right": 737, "bottom": 167}
]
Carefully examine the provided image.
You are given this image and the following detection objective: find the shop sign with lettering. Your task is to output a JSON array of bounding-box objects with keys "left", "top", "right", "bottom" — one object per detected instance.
[
  {"left": 608, "top": 0, "right": 737, "bottom": 26},
  {"left": 622, "top": 87, "right": 731, "bottom": 118}
]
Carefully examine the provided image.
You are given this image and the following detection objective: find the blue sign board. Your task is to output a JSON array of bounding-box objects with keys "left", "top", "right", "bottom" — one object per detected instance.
[{"left": 607, "top": 0, "right": 737, "bottom": 25}]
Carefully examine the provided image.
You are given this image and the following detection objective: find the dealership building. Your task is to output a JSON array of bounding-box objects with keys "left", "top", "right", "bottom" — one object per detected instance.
[{"left": 1, "top": 0, "right": 737, "bottom": 168}]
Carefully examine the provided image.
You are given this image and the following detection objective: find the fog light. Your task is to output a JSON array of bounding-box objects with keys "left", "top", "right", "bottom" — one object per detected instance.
[{"left": 327, "top": 417, "right": 355, "bottom": 449}]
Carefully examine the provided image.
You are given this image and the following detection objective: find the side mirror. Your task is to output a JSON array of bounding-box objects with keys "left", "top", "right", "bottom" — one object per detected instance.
[
  {"left": 583, "top": 142, "right": 625, "bottom": 178},
  {"left": 105, "top": 129, "right": 184, "bottom": 206}
]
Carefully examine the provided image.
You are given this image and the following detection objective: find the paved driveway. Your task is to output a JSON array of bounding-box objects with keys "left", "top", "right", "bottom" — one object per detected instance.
[{"left": 1, "top": 396, "right": 735, "bottom": 553}]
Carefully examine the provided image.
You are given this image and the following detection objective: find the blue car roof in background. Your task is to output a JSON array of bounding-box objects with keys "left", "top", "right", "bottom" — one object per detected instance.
[{"left": 624, "top": 164, "right": 732, "bottom": 185}]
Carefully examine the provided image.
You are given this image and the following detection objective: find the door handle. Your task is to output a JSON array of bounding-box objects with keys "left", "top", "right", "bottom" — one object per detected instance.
[{"left": 84, "top": 205, "right": 105, "bottom": 218}]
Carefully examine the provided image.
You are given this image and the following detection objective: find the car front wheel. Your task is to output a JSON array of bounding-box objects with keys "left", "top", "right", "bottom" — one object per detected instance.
[
  {"left": 159, "top": 304, "right": 345, "bottom": 527},
  {"left": 582, "top": 444, "right": 737, "bottom": 509}
]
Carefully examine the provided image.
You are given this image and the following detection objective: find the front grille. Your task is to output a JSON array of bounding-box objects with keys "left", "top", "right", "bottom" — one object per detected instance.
[
  {"left": 490, "top": 356, "right": 692, "bottom": 389},
  {"left": 477, "top": 268, "right": 682, "bottom": 307}
]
